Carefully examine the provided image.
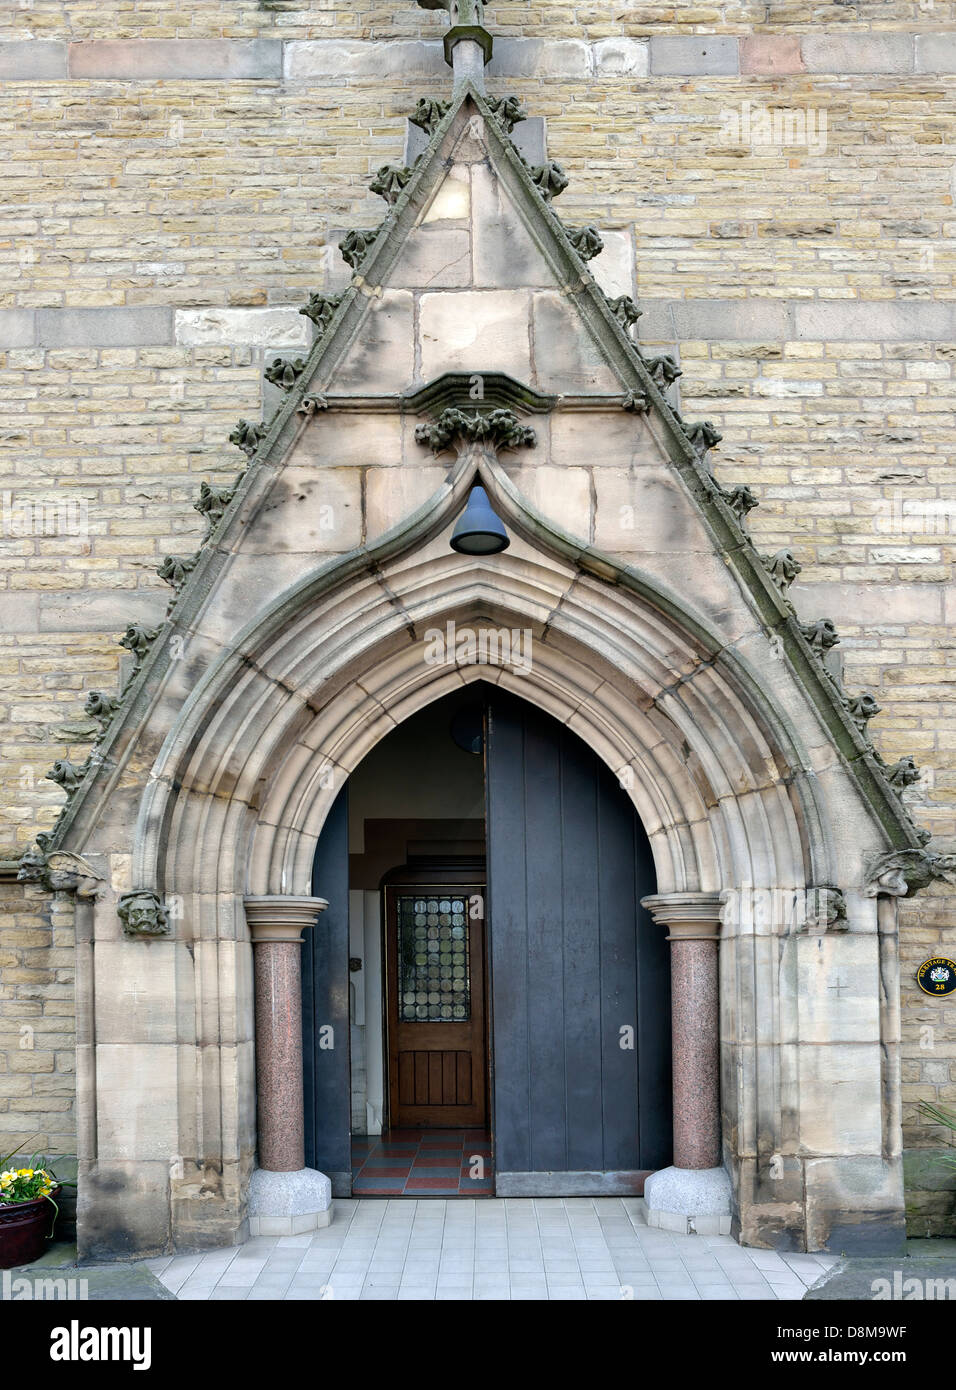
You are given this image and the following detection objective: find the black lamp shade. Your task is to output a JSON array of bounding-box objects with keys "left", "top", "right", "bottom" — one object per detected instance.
[{"left": 450, "top": 485, "right": 510, "bottom": 555}]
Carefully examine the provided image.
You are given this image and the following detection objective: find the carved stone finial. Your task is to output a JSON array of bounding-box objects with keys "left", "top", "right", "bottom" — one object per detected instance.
[
  {"left": 621, "top": 389, "right": 648, "bottom": 414},
  {"left": 684, "top": 420, "right": 723, "bottom": 454},
  {"left": 718, "top": 483, "right": 759, "bottom": 524},
  {"left": 847, "top": 692, "right": 882, "bottom": 737},
  {"left": 415, "top": 407, "right": 536, "bottom": 454},
  {"left": 370, "top": 163, "right": 415, "bottom": 206},
  {"left": 194, "top": 481, "right": 236, "bottom": 533},
  {"left": 760, "top": 548, "right": 802, "bottom": 600},
  {"left": 864, "top": 847, "right": 956, "bottom": 898},
  {"left": 642, "top": 353, "right": 683, "bottom": 386},
  {"left": 410, "top": 97, "right": 450, "bottom": 135},
  {"left": 566, "top": 225, "right": 604, "bottom": 261},
  {"left": 229, "top": 418, "right": 269, "bottom": 458},
  {"left": 526, "top": 159, "right": 569, "bottom": 201},
  {"left": 339, "top": 226, "right": 382, "bottom": 271},
  {"left": 885, "top": 755, "right": 921, "bottom": 791},
  {"left": 119, "top": 623, "right": 161, "bottom": 661},
  {"left": 800, "top": 618, "right": 840, "bottom": 653},
  {"left": 157, "top": 553, "right": 199, "bottom": 592},
  {"left": 486, "top": 95, "right": 527, "bottom": 135},
  {"left": 607, "top": 294, "right": 642, "bottom": 332},
  {"left": 83, "top": 690, "right": 119, "bottom": 725},
  {"left": 117, "top": 890, "right": 171, "bottom": 938},
  {"left": 45, "top": 759, "right": 86, "bottom": 794},
  {"left": 299, "top": 292, "right": 344, "bottom": 333},
  {"left": 264, "top": 356, "right": 306, "bottom": 392}
]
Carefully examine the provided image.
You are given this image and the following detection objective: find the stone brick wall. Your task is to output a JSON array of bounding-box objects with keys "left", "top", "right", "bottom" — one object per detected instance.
[{"left": 0, "top": 3, "right": 953, "bottom": 1230}]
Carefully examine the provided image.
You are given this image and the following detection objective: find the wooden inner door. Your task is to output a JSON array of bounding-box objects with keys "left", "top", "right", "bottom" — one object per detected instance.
[{"left": 385, "top": 882, "right": 487, "bottom": 1128}]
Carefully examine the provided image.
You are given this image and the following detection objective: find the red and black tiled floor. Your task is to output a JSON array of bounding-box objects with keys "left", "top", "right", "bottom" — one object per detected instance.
[{"left": 351, "top": 1128, "right": 493, "bottom": 1196}]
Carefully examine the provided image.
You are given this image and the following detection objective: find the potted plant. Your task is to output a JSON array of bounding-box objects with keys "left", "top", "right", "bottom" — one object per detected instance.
[{"left": 0, "top": 1144, "right": 63, "bottom": 1270}]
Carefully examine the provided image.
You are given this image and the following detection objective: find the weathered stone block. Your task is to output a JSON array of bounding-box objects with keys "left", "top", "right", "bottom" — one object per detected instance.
[
  {"left": 509, "top": 116, "right": 547, "bottom": 168},
  {"left": 508, "top": 464, "right": 591, "bottom": 541},
  {"left": 290, "top": 410, "right": 404, "bottom": 469},
  {"left": 649, "top": 36, "right": 739, "bottom": 76},
  {"left": 471, "top": 163, "right": 555, "bottom": 290},
  {"left": 916, "top": 35, "right": 956, "bottom": 73},
  {"left": 592, "top": 38, "right": 649, "bottom": 77},
  {"left": 795, "top": 301, "right": 954, "bottom": 341},
  {"left": 69, "top": 39, "right": 282, "bottom": 81},
  {"left": 284, "top": 39, "right": 443, "bottom": 81},
  {"left": 36, "top": 307, "right": 174, "bottom": 349},
  {"left": 329, "top": 290, "right": 415, "bottom": 393},
  {"left": 386, "top": 227, "right": 471, "bottom": 291},
  {"left": 38, "top": 590, "right": 165, "bottom": 633},
  {"left": 95, "top": 1043, "right": 180, "bottom": 1161},
  {"left": 592, "top": 465, "right": 715, "bottom": 557},
  {"left": 0, "top": 41, "right": 68, "bottom": 80},
  {"left": 175, "top": 307, "right": 309, "bottom": 348},
  {"left": 740, "top": 36, "right": 804, "bottom": 75},
  {"left": 366, "top": 466, "right": 446, "bottom": 545},
  {"left": 240, "top": 466, "right": 362, "bottom": 555},
  {"left": 487, "top": 38, "right": 591, "bottom": 79},
  {"left": 801, "top": 35, "right": 913, "bottom": 75},
  {"left": 589, "top": 229, "right": 634, "bottom": 301},
  {"left": 93, "top": 942, "right": 179, "bottom": 1045},
  {"left": 531, "top": 291, "right": 619, "bottom": 393},
  {"left": 420, "top": 289, "right": 532, "bottom": 382},
  {"left": 0, "top": 593, "right": 39, "bottom": 633},
  {"left": 0, "top": 310, "right": 37, "bottom": 349},
  {"left": 422, "top": 164, "right": 470, "bottom": 225}
]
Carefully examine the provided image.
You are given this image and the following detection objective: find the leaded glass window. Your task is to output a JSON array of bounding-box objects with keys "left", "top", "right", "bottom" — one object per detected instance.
[{"left": 397, "top": 895, "right": 470, "bottom": 1022}]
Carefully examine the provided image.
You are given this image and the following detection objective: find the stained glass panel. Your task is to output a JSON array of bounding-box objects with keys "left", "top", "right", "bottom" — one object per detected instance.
[{"left": 398, "top": 895, "right": 470, "bottom": 1023}]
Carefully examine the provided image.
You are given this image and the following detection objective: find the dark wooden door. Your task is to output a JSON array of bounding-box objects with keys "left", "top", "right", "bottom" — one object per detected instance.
[
  {"left": 486, "top": 691, "right": 671, "bottom": 1193},
  {"left": 385, "top": 882, "right": 488, "bottom": 1128}
]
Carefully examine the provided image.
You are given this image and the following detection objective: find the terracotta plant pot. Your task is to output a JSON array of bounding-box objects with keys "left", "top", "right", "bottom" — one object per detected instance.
[{"left": 0, "top": 1189, "right": 60, "bottom": 1270}]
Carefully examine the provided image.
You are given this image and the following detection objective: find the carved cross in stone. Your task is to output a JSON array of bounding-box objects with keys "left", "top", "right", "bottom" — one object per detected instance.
[{"left": 828, "top": 973, "right": 850, "bottom": 999}]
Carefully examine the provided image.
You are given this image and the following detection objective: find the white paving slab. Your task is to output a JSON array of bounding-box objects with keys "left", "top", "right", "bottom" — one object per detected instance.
[{"left": 152, "top": 1197, "right": 814, "bottom": 1301}]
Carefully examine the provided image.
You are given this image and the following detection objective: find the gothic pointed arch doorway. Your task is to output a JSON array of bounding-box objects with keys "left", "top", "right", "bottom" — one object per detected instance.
[{"left": 302, "top": 681, "right": 670, "bottom": 1198}]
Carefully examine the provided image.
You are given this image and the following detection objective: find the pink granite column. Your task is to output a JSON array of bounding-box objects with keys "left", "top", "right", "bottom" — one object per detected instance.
[
  {"left": 668, "top": 925, "right": 721, "bottom": 1170},
  {"left": 642, "top": 894, "right": 723, "bottom": 1169},
  {"left": 640, "top": 893, "right": 731, "bottom": 1233},
  {"left": 244, "top": 895, "right": 327, "bottom": 1173}
]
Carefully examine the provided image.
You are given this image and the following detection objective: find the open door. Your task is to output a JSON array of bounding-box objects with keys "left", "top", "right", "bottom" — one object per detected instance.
[
  {"left": 485, "top": 690, "right": 671, "bottom": 1195},
  {"left": 383, "top": 874, "right": 488, "bottom": 1129}
]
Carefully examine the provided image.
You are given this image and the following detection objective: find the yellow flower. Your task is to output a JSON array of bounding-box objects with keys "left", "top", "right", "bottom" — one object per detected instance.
[{"left": 17, "top": 1168, "right": 32, "bottom": 1178}]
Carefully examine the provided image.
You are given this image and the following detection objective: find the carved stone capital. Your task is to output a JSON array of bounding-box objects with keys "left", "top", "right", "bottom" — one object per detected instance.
[
  {"left": 641, "top": 892, "right": 724, "bottom": 940},
  {"left": 244, "top": 894, "right": 329, "bottom": 944}
]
